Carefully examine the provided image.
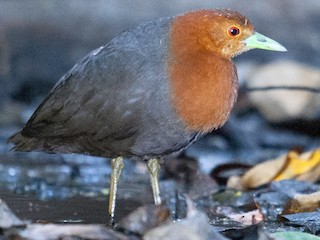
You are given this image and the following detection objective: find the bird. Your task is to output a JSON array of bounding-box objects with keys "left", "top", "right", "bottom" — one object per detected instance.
[{"left": 8, "top": 9, "right": 286, "bottom": 224}]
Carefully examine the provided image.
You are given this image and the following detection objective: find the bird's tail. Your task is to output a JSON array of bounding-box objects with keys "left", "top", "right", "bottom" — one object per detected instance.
[{"left": 7, "top": 132, "right": 45, "bottom": 152}]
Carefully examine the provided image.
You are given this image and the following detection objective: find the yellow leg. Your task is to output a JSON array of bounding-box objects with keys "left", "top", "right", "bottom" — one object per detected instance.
[
  {"left": 147, "top": 158, "right": 162, "bottom": 205},
  {"left": 108, "top": 157, "right": 124, "bottom": 225}
]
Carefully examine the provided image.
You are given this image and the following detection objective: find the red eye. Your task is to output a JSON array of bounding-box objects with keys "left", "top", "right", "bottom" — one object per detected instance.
[{"left": 228, "top": 26, "right": 240, "bottom": 37}]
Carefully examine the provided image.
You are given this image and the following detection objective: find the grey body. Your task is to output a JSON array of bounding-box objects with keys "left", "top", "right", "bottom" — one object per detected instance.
[{"left": 9, "top": 17, "right": 200, "bottom": 160}]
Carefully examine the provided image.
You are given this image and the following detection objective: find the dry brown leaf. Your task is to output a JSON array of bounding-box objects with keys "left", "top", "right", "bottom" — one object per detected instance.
[
  {"left": 283, "top": 191, "right": 320, "bottom": 214},
  {"left": 226, "top": 176, "right": 243, "bottom": 189},
  {"left": 235, "top": 155, "right": 286, "bottom": 189},
  {"left": 228, "top": 149, "right": 320, "bottom": 190}
]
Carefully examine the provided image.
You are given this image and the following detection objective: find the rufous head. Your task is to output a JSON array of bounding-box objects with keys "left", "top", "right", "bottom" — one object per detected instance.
[
  {"left": 170, "top": 9, "right": 286, "bottom": 60},
  {"left": 168, "top": 10, "right": 286, "bottom": 132}
]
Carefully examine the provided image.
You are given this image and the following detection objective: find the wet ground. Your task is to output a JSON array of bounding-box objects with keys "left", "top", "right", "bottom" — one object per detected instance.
[
  {"left": 0, "top": 133, "right": 150, "bottom": 225},
  {"left": 0, "top": 191, "right": 140, "bottom": 224},
  {"left": 0, "top": 108, "right": 319, "bottom": 239}
]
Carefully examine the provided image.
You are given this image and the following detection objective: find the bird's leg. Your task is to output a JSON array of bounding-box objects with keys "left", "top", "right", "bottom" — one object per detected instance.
[
  {"left": 147, "top": 158, "right": 162, "bottom": 205},
  {"left": 108, "top": 156, "right": 124, "bottom": 226}
]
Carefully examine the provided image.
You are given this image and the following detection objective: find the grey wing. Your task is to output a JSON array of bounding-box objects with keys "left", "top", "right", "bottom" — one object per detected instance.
[
  {"left": 8, "top": 17, "right": 193, "bottom": 158},
  {"left": 10, "top": 47, "right": 146, "bottom": 157}
]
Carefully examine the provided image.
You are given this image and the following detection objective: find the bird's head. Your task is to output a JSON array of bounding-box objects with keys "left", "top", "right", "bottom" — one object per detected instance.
[
  {"left": 168, "top": 9, "right": 287, "bottom": 132},
  {"left": 171, "top": 9, "right": 287, "bottom": 60}
]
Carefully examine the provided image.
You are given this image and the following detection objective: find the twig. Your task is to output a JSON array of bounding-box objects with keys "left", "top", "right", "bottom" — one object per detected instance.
[{"left": 245, "top": 86, "right": 320, "bottom": 93}]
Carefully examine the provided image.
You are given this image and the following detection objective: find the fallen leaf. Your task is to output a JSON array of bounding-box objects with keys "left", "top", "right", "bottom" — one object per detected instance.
[
  {"left": 283, "top": 191, "right": 320, "bottom": 214},
  {"left": 143, "top": 198, "right": 227, "bottom": 240},
  {"left": 229, "top": 149, "right": 320, "bottom": 190},
  {"left": 273, "top": 150, "right": 320, "bottom": 181},
  {"left": 231, "top": 154, "right": 285, "bottom": 189},
  {"left": 118, "top": 204, "right": 170, "bottom": 235},
  {"left": 273, "top": 231, "right": 320, "bottom": 240},
  {"left": 227, "top": 209, "right": 264, "bottom": 225},
  {"left": 297, "top": 161, "right": 320, "bottom": 182}
]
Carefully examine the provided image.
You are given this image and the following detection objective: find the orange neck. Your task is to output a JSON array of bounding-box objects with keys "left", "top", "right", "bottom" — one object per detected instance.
[{"left": 168, "top": 13, "right": 239, "bottom": 132}]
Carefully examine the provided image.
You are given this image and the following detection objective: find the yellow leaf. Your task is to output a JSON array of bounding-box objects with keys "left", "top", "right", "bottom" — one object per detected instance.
[
  {"left": 228, "top": 149, "right": 320, "bottom": 190},
  {"left": 273, "top": 150, "right": 320, "bottom": 181}
]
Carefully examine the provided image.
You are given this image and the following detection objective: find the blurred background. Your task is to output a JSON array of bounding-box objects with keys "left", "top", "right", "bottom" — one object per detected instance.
[
  {"left": 0, "top": 0, "right": 319, "bottom": 104},
  {"left": 0, "top": 0, "right": 319, "bottom": 223}
]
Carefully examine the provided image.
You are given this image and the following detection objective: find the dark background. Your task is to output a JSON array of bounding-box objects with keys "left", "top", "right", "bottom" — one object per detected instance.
[{"left": 0, "top": 0, "right": 319, "bottom": 106}]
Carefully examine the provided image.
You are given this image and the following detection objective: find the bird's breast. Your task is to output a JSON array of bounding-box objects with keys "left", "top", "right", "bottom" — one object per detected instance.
[{"left": 168, "top": 53, "right": 238, "bottom": 133}]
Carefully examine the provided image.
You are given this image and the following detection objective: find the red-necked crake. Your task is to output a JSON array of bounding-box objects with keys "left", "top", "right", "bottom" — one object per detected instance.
[{"left": 8, "top": 9, "right": 286, "bottom": 224}]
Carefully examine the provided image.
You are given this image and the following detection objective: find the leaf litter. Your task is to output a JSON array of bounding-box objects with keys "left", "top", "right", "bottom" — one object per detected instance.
[{"left": 0, "top": 148, "right": 319, "bottom": 239}]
